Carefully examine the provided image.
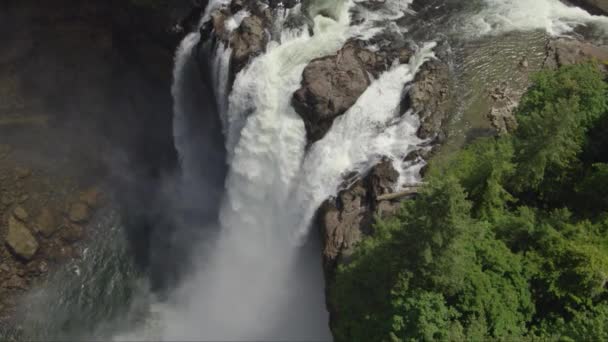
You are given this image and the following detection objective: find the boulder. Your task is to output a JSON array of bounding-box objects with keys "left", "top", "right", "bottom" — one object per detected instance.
[
  {"left": 230, "top": 15, "right": 267, "bottom": 73},
  {"left": 35, "top": 207, "right": 59, "bottom": 238},
  {"left": 68, "top": 202, "right": 91, "bottom": 223},
  {"left": 6, "top": 216, "right": 38, "bottom": 260},
  {"left": 13, "top": 206, "right": 28, "bottom": 221},
  {"left": 293, "top": 43, "right": 372, "bottom": 142}
]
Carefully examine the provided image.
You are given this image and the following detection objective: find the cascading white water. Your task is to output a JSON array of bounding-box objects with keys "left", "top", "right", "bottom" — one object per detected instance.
[
  {"left": 157, "top": 0, "right": 437, "bottom": 340},
  {"left": 464, "top": 0, "right": 608, "bottom": 36},
  {"left": 127, "top": 0, "right": 608, "bottom": 341}
]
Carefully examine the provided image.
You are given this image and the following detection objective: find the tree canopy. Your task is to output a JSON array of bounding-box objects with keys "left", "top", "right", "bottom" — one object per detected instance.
[{"left": 330, "top": 63, "right": 608, "bottom": 341}]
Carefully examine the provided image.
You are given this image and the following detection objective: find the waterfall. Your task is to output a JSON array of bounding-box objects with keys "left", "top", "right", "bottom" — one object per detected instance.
[
  {"left": 157, "top": 0, "right": 436, "bottom": 340},
  {"left": 126, "top": 0, "right": 608, "bottom": 340}
]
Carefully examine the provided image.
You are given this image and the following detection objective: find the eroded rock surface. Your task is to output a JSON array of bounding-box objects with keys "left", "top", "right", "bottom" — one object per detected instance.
[
  {"left": 409, "top": 59, "right": 451, "bottom": 140},
  {"left": 318, "top": 160, "right": 401, "bottom": 275}
]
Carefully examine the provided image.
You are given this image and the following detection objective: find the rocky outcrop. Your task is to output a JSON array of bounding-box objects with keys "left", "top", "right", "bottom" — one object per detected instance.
[
  {"left": 487, "top": 37, "right": 608, "bottom": 136},
  {"left": 408, "top": 59, "right": 451, "bottom": 140},
  {"left": 293, "top": 41, "right": 415, "bottom": 142},
  {"left": 293, "top": 43, "right": 373, "bottom": 142},
  {"left": 543, "top": 37, "right": 608, "bottom": 72},
  {"left": 230, "top": 15, "right": 268, "bottom": 73},
  {"left": 203, "top": 1, "right": 273, "bottom": 78},
  {"left": 318, "top": 160, "right": 402, "bottom": 275}
]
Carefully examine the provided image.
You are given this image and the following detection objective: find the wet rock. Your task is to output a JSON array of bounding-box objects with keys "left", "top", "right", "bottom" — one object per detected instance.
[
  {"left": 318, "top": 160, "right": 400, "bottom": 274},
  {"left": 408, "top": 59, "right": 451, "bottom": 140},
  {"left": 293, "top": 43, "right": 372, "bottom": 142},
  {"left": 0, "top": 264, "right": 10, "bottom": 273},
  {"left": 35, "top": 208, "right": 59, "bottom": 238},
  {"left": 13, "top": 206, "right": 28, "bottom": 221},
  {"left": 230, "top": 15, "right": 267, "bottom": 73},
  {"left": 368, "top": 160, "right": 400, "bottom": 199},
  {"left": 6, "top": 216, "right": 38, "bottom": 260},
  {"left": 68, "top": 202, "right": 91, "bottom": 223}
]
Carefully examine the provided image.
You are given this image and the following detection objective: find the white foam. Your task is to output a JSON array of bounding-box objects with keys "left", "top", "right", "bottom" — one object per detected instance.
[
  {"left": 465, "top": 0, "right": 608, "bottom": 36},
  {"left": 291, "top": 43, "right": 436, "bottom": 239}
]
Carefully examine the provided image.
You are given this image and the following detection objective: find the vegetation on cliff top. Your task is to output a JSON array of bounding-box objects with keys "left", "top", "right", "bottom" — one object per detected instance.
[{"left": 330, "top": 63, "right": 608, "bottom": 341}]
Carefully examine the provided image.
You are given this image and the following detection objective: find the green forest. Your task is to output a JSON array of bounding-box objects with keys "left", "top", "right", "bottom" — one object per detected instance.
[{"left": 330, "top": 63, "right": 608, "bottom": 341}]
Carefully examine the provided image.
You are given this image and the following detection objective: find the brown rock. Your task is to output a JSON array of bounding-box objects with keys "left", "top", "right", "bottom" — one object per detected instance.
[
  {"left": 5, "top": 216, "right": 38, "bottom": 260},
  {"left": 293, "top": 43, "right": 372, "bottom": 142},
  {"left": 13, "top": 206, "right": 28, "bottom": 221},
  {"left": 368, "top": 160, "right": 399, "bottom": 199},
  {"left": 35, "top": 207, "right": 59, "bottom": 238},
  {"left": 230, "top": 15, "right": 267, "bottom": 73},
  {"left": 68, "top": 202, "right": 91, "bottom": 223}
]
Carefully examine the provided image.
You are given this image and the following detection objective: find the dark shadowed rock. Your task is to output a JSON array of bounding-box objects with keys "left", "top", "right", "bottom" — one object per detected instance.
[
  {"left": 6, "top": 216, "right": 38, "bottom": 260},
  {"left": 293, "top": 43, "right": 372, "bottom": 142},
  {"left": 409, "top": 59, "right": 451, "bottom": 140},
  {"left": 318, "top": 159, "right": 401, "bottom": 275},
  {"left": 293, "top": 40, "right": 415, "bottom": 142}
]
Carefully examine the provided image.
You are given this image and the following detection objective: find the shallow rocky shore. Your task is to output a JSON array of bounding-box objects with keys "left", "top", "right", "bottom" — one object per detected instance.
[{"left": 0, "top": 147, "right": 103, "bottom": 323}]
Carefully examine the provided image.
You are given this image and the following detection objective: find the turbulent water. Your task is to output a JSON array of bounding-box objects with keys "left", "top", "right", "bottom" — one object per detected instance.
[
  {"left": 7, "top": 0, "right": 607, "bottom": 341},
  {"left": 150, "top": 0, "right": 608, "bottom": 340}
]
